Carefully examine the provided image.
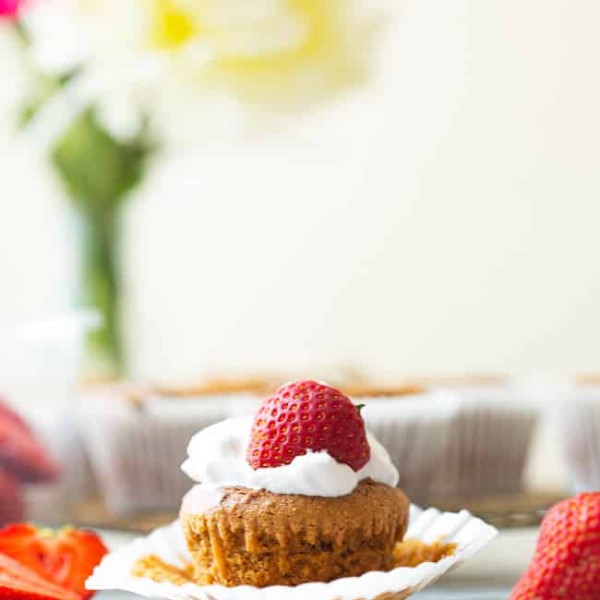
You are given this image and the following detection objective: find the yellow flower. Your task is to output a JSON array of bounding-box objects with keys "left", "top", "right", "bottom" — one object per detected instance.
[
  {"left": 22, "top": 0, "right": 385, "bottom": 143},
  {"left": 146, "top": 0, "right": 381, "bottom": 110},
  {"left": 151, "top": 0, "right": 195, "bottom": 50}
]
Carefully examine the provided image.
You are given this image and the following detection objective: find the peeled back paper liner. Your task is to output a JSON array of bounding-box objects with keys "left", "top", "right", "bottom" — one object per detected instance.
[{"left": 87, "top": 505, "right": 497, "bottom": 600}]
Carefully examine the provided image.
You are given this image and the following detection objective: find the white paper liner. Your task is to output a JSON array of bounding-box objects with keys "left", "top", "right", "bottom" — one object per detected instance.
[
  {"left": 87, "top": 505, "right": 497, "bottom": 600},
  {"left": 79, "top": 386, "right": 540, "bottom": 515},
  {"left": 430, "top": 396, "right": 538, "bottom": 498},
  {"left": 556, "top": 390, "right": 600, "bottom": 492},
  {"left": 359, "top": 391, "right": 539, "bottom": 501},
  {"left": 78, "top": 389, "right": 242, "bottom": 515},
  {"left": 360, "top": 395, "right": 457, "bottom": 503}
]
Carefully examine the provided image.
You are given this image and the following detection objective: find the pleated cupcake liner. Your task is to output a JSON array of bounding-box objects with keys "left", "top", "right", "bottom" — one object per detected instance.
[
  {"left": 79, "top": 387, "right": 539, "bottom": 515},
  {"left": 430, "top": 401, "right": 538, "bottom": 498},
  {"left": 78, "top": 389, "right": 254, "bottom": 515},
  {"left": 360, "top": 395, "right": 456, "bottom": 503},
  {"left": 358, "top": 391, "right": 539, "bottom": 501},
  {"left": 87, "top": 505, "right": 497, "bottom": 600},
  {"left": 556, "top": 391, "right": 600, "bottom": 493}
]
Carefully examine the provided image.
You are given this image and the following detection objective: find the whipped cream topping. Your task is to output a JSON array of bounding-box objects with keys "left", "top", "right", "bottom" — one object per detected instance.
[{"left": 181, "top": 417, "right": 399, "bottom": 498}]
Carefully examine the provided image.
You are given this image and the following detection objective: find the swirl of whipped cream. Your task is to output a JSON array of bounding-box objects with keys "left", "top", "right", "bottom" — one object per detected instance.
[{"left": 181, "top": 417, "right": 399, "bottom": 498}]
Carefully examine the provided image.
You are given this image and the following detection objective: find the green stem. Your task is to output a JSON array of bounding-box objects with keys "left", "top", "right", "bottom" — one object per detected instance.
[
  {"left": 14, "top": 23, "right": 26, "bottom": 45},
  {"left": 78, "top": 208, "right": 123, "bottom": 377}
]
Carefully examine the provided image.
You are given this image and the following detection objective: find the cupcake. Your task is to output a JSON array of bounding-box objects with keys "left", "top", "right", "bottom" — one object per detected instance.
[
  {"left": 359, "top": 394, "right": 455, "bottom": 503},
  {"left": 78, "top": 384, "right": 232, "bottom": 515},
  {"left": 358, "top": 385, "right": 539, "bottom": 501},
  {"left": 153, "top": 375, "right": 281, "bottom": 399},
  {"left": 338, "top": 382, "right": 426, "bottom": 398},
  {"left": 179, "top": 380, "right": 409, "bottom": 588}
]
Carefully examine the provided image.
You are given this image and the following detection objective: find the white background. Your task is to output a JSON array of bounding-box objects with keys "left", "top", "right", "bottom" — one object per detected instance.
[{"left": 2, "top": 0, "right": 600, "bottom": 382}]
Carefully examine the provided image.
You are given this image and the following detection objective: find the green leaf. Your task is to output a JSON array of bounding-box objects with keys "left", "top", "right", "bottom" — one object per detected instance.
[{"left": 51, "top": 108, "right": 151, "bottom": 216}]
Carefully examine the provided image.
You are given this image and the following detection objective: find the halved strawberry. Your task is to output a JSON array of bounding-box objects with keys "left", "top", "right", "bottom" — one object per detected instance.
[
  {"left": 0, "top": 524, "right": 108, "bottom": 600},
  {"left": 0, "top": 554, "right": 79, "bottom": 600}
]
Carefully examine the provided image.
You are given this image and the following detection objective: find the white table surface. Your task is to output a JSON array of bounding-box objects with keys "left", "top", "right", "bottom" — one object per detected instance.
[{"left": 98, "top": 528, "right": 537, "bottom": 600}]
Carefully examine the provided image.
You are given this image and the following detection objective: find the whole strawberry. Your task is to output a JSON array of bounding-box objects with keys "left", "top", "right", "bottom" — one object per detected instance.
[
  {"left": 0, "top": 468, "right": 24, "bottom": 525},
  {"left": 247, "top": 380, "right": 370, "bottom": 471},
  {"left": 0, "top": 397, "right": 60, "bottom": 483},
  {"left": 510, "top": 492, "right": 600, "bottom": 600}
]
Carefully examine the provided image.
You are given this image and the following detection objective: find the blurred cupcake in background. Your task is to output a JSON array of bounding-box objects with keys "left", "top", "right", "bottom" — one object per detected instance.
[
  {"left": 339, "top": 381, "right": 426, "bottom": 398},
  {"left": 78, "top": 383, "right": 236, "bottom": 515},
  {"left": 574, "top": 373, "right": 600, "bottom": 387},
  {"left": 78, "top": 375, "right": 300, "bottom": 515},
  {"left": 429, "top": 389, "right": 539, "bottom": 499},
  {"left": 351, "top": 379, "right": 539, "bottom": 502},
  {"left": 411, "top": 373, "right": 508, "bottom": 390},
  {"left": 79, "top": 371, "right": 369, "bottom": 516},
  {"left": 79, "top": 371, "right": 543, "bottom": 516},
  {"left": 151, "top": 375, "right": 279, "bottom": 400},
  {"left": 358, "top": 393, "right": 455, "bottom": 504},
  {"left": 556, "top": 384, "right": 600, "bottom": 493}
]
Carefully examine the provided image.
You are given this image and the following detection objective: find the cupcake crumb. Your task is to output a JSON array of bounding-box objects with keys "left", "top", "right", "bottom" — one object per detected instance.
[
  {"left": 394, "top": 539, "right": 456, "bottom": 568},
  {"left": 131, "top": 555, "right": 194, "bottom": 585}
]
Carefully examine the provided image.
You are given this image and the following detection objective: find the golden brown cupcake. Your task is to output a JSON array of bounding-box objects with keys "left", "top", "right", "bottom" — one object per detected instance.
[
  {"left": 179, "top": 380, "right": 409, "bottom": 588},
  {"left": 182, "top": 480, "right": 409, "bottom": 587}
]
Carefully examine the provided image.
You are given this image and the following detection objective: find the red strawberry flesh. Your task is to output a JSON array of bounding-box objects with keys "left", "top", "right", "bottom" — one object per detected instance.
[
  {"left": 247, "top": 380, "right": 370, "bottom": 472},
  {"left": 0, "top": 524, "right": 108, "bottom": 600},
  {"left": 0, "top": 554, "right": 80, "bottom": 600}
]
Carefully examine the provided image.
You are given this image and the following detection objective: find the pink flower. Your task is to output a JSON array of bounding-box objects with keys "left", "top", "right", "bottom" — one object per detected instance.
[{"left": 0, "top": 0, "right": 23, "bottom": 20}]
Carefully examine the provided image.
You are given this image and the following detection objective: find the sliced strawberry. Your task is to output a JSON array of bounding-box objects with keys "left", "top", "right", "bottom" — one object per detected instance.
[
  {"left": 0, "top": 582, "right": 68, "bottom": 600},
  {"left": 0, "top": 554, "right": 79, "bottom": 600},
  {"left": 0, "top": 575, "right": 76, "bottom": 600},
  {"left": 0, "top": 468, "right": 25, "bottom": 525},
  {"left": 0, "top": 398, "right": 60, "bottom": 483},
  {"left": 0, "top": 524, "right": 108, "bottom": 600}
]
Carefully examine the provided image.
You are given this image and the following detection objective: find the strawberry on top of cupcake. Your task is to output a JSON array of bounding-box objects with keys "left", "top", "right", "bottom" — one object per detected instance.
[
  {"left": 246, "top": 380, "right": 371, "bottom": 471},
  {"left": 179, "top": 380, "right": 409, "bottom": 587},
  {"left": 182, "top": 380, "right": 399, "bottom": 498}
]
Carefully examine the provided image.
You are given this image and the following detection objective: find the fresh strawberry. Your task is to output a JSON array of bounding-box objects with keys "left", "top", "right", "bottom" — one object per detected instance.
[
  {"left": 510, "top": 492, "right": 600, "bottom": 600},
  {"left": 247, "top": 380, "right": 370, "bottom": 471},
  {"left": 0, "top": 398, "right": 60, "bottom": 483},
  {"left": 0, "top": 554, "right": 80, "bottom": 600},
  {"left": 0, "top": 524, "right": 108, "bottom": 600},
  {"left": 0, "top": 468, "right": 25, "bottom": 525}
]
